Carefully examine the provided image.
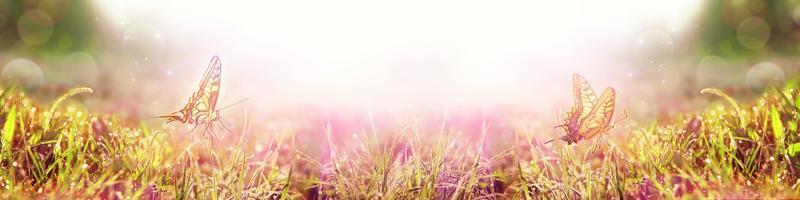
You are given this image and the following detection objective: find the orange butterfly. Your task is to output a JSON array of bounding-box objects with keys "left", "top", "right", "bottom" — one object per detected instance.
[
  {"left": 547, "top": 73, "right": 622, "bottom": 145},
  {"left": 158, "top": 55, "right": 230, "bottom": 139}
]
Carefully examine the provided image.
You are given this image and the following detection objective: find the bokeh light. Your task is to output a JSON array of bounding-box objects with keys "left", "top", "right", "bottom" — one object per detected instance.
[
  {"left": 736, "top": 17, "right": 770, "bottom": 49},
  {"left": 3, "top": 0, "right": 793, "bottom": 123},
  {"left": 60, "top": 51, "right": 98, "bottom": 86},
  {"left": 695, "top": 55, "right": 738, "bottom": 88},
  {"left": 745, "top": 62, "right": 784, "bottom": 92},
  {"left": 17, "top": 10, "right": 54, "bottom": 45},
  {"left": 2, "top": 59, "right": 44, "bottom": 91}
]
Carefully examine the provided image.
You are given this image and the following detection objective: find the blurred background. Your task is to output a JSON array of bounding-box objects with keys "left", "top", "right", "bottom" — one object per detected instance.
[{"left": 0, "top": 0, "right": 798, "bottom": 145}]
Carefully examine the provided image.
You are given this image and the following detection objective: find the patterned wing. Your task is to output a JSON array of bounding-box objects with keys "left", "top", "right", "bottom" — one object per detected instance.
[
  {"left": 578, "top": 87, "right": 615, "bottom": 139},
  {"left": 159, "top": 55, "right": 222, "bottom": 127},
  {"left": 558, "top": 74, "right": 597, "bottom": 129},
  {"left": 190, "top": 55, "right": 222, "bottom": 115},
  {"left": 573, "top": 74, "right": 598, "bottom": 120}
]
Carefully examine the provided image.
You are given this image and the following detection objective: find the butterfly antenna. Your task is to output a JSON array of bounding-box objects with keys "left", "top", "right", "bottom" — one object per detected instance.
[{"left": 218, "top": 98, "right": 248, "bottom": 111}]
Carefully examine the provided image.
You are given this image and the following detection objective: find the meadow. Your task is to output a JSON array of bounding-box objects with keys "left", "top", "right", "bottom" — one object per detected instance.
[{"left": 1, "top": 77, "right": 800, "bottom": 199}]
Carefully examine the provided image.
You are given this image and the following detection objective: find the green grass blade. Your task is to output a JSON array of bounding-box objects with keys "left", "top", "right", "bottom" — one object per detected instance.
[
  {"left": 701, "top": 88, "right": 745, "bottom": 129},
  {"left": 771, "top": 106, "right": 785, "bottom": 153},
  {"left": 2, "top": 106, "right": 16, "bottom": 153},
  {"left": 43, "top": 87, "right": 93, "bottom": 133}
]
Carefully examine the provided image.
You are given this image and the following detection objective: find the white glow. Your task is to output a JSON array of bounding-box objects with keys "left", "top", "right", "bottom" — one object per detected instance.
[{"left": 93, "top": 0, "right": 703, "bottom": 109}]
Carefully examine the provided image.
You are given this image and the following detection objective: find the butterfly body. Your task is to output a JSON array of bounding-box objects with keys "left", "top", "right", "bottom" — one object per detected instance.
[
  {"left": 162, "top": 95, "right": 220, "bottom": 125},
  {"left": 548, "top": 74, "right": 618, "bottom": 145},
  {"left": 559, "top": 112, "right": 584, "bottom": 145}
]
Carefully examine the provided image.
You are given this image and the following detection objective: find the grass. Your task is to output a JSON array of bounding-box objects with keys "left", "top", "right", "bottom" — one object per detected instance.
[{"left": 2, "top": 77, "right": 800, "bottom": 199}]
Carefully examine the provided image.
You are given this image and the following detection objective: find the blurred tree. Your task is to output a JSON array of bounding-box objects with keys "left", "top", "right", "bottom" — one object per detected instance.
[
  {"left": 0, "top": 0, "right": 99, "bottom": 59},
  {"left": 695, "top": 0, "right": 800, "bottom": 60}
]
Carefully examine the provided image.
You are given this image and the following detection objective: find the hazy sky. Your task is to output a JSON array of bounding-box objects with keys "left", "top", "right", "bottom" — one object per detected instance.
[{"left": 94, "top": 0, "right": 702, "bottom": 114}]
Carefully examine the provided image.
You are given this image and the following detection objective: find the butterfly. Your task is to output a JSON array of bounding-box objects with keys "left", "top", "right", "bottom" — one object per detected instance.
[
  {"left": 158, "top": 55, "right": 231, "bottom": 139},
  {"left": 546, "top": 73, "right": 622, "bottom": 145}
]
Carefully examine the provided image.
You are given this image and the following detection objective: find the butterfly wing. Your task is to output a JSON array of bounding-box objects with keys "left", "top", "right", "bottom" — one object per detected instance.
[
  {"left": 159, "top": 54, "right": 223, "bottom": 138},
  {"left": 175, "top": 55, "right": 222, "bottom": 123},
  {"left": 578, "top": 87, "right": 615, "bottom": 139},
  {"left": 194, "top": 55, "right": 222, "bottom": 113},
  {"left": 159, "top": 56, "right": 219, "bottom": 123},
  {"left": 560, "top": 74, "right": 596, "bottom": 125},
  {"left": 558, "top": 74, "right": 597, "bottom": 129},
  {"left": 573, "top": 74, "right": 598, "bottom": 120}
]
